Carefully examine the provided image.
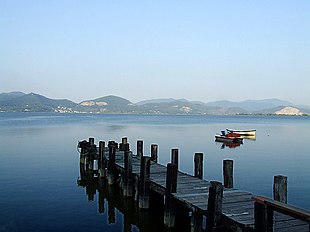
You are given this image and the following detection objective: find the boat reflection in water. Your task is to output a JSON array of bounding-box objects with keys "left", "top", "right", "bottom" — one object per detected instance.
[{"left": 216, "top": 141, "right": 243, "bottom": 149}]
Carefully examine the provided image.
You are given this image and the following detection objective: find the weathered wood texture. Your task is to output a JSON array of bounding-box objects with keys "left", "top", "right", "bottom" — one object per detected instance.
[{"left": 91, "top": 142, "right": 309, "bottom": 232}]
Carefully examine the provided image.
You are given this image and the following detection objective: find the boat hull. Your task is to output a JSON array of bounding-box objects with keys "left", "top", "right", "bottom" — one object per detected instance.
[
  {"left": 215, "top": 135, "right": 243, "bottom": 143},
  {"left": 226, "top": 129, "right": 256, "bottom": 136}
]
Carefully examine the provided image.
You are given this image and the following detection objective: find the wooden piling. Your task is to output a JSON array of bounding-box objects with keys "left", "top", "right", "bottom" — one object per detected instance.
[
  {"left": 273, "top": 175, "right": 287, "bottom": 203},
  {"left": 137, "top": 140, "right": 143, "bottom": 157},
  {"left": 171, "top": 148, "right": 178, "bottom": 192},
  {"left": 123, "top": 150, "right": 133, "bottom": 197},
  {"left": 171, "top": 148, "right": 179, "bottom": 169},
  {"left": 223, "top": 159, "right": 234, "bottom": 188},
  {"left": 89, "top": 137, "right": 95, "bottom": 146},
  {"left": 164, "top": 163, "right": 178, "bottom": 228},
  {"left": 139, "top": 156, "right": 151, "bottom": 209},
  {"left": 207, "top": 181, "right": 223, "bottom": 232},
  {"left": 119, "top": 137, "right": 128, "bottom": 151},
  {"left": 107, "top": 141, "right": 116, "bottom": 185},
  {"left": 194, "top": 153, "right": 203, "bottom": 179},
  {"left": 98, "top": 141, "right": 106, "bottom": 178},
  {"left": 150, "top": 144, "right": 158, "bottom": 163},
  {"left": 254, "top": 201, "right": 273, "bottom": 232}
]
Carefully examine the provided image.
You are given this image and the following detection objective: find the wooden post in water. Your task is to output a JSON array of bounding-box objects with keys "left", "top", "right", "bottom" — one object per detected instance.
[
  {"left": 164, "top": 163, "right": 178, "bottom": 228},
  {"left": 223, "top": 159, "right": 234, "bottom": 188},
  {"left": 123, "top": 150, "right": 133, "bottom": 197},
  {"left": 89, "top": 137, "right": 95, "bottom": 146},
  {"left": 107, "top": 141, "right": 116, "bottom": 185},
  {"left": 273, "top": 175, "right": 287, "bottom": 203},
  {"left": 119, "top": 137, "right": 128, "bottom": 151},
  {"left": 194, "top": 153, "right": 203, "bottom": 179},
  {"left": 98, "top": 141, "right": 106, "bottom": 178},
  {"left": 171, "top": 148, "right": 179, "bottom": 192},
  {"left": 254, "top": 200, "right": 273, "bottom": 232},
  {"left": 207, "top": 181, "right": 223, "bottom": 232},
  {"left": 150, "top": 144, "right": 158, "bottom": 163},
  {"left": 137, "top": 140, "right": 143, "bottom": 157},
  {"left": 139, "top": 156, "right": 151, "bottom": 209}
]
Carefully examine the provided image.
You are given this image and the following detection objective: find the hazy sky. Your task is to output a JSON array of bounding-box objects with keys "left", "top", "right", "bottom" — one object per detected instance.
[{"left": 1, "top": 1, "right": 309, "bottom": 104}]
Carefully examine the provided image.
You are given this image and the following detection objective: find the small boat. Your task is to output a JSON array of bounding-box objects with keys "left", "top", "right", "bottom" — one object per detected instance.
[
  {"left": 215, "top": 131, "right": 243, "bottom": 143},
  {"left": 226, "top": 128, "right": 256, "bottom": 136}
]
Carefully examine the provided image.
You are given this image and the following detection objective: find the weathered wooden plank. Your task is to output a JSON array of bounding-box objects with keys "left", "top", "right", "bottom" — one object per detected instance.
[{"left": 103, "top": 143, "right": 309, "bottom": 231}]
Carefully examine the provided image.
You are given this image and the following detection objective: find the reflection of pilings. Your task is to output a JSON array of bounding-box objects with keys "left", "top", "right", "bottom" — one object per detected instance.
[
  {"left": 98, "top": 178, "right": 107, "bottom": 214},
  {"left": 107, "top": 183, "right": 116, "bottom": 224}
]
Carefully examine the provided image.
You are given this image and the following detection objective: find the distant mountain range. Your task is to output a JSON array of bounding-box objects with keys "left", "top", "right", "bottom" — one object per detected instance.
[{"left": 0, "top": 91, "right": 309, "bottom": 115}]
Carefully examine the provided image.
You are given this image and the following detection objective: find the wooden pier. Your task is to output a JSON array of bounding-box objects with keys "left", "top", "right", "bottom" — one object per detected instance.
[{"left": 77, "top": 137, "right": 310, "bottom": 232}]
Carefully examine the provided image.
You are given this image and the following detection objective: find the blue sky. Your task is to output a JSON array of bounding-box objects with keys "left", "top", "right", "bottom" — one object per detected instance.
[{"left": 1, "top": 1, "right": 309, "bottom": 104}]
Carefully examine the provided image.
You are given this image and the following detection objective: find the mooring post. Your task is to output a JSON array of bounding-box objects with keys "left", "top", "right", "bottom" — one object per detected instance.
[
  {"left": 107, "top": 141, "right": 116, "bottom": 185},
  {"left": 139, "top": 156, "right": 151, "bottom": 209},
  {"left": 119, "top": 137, "right": 128, "bottom": 151},
  {"left": 207, "top": 181, "right": 223, "bottom": 232},
  {"left": 164, "top": 163, "right": 178, "bottom": 228},
  {"left": 98, "top": 141, "right": 106, "bottom": 178},
  {"left": 254, "top": 200, "right": 273, "bottom": 232},
  {"left": 194, "top": 153, "right": 203, "bottom": 179},
  {"left": 223, "top": 159, "right": 234, "bottom": 188},
  {"left": 150, "top": 144, "right": 158, "bottom": 163},
  {"left": 123, "top": 150, "right": 133, "bottom": 197},
  {"left": 273, "top": 175, "right": 287, "bottom": 203},
  {"left": 171, "top": 148, "right": 179, "bottom": 192},
  {"left": 137, "top": 140, "right": 143, "bottom": 157},
  {"left": 89, "top": 137, "right": 95, "bottom": 146}
]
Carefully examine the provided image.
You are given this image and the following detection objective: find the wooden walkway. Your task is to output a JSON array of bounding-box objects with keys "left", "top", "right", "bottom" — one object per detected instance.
[{"left": 78, "top": 138, "right": 310, "bottom": 232}]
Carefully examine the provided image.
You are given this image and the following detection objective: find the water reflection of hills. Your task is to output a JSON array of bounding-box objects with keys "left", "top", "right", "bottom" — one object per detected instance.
[{"left": 77, "top": 164, "right": 190, "bottom": 232}]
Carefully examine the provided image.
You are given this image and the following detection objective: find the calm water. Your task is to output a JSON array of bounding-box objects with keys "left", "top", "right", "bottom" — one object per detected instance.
[{"left": 0, "top": 113, "right": 309, "bottom": 231}]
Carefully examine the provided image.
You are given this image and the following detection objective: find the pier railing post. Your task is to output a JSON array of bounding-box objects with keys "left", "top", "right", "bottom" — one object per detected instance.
[
  {"left": 139, "top": 156, "right": 151, "bottom": 209},
  {"left": 254, "top": 200, "right": 273, "bottom": 232},
  {"left": 164, "top": 163, "right": 178, "bottom": 228},
  {"left": 123, "top": 150, "right": 133, "bottom": 198},
  {"left": 119, "top": 137, "right": 128, "bottom": 151},
  {"left": 207, "top": 181, "right": 223, "bottom": 232},
  {"left": 223, "top": 160, "right": 234, "bottom": 188},
  {"left": 194, "top": 153, "right": 203, "bottom": 179},
  {"left": 107, "top": 141, "right": 116, "bottom": 185},
  {"left": 137, "top": 140, "right": 143, "bottom": 157},
  {"left": 171, "top": 148, "right": 179, "bottom": 192},
  {"left": 150, "top": 144, "right": 158, "bottom": 163},
  {"left": 273, "top": 175, "right": 287, "bottom": 203},
  {"left": 98, "top": 141, "right": 106, "bottom": 178}
]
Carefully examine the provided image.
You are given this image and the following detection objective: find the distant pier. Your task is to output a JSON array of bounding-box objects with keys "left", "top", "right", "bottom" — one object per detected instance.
[{"left": 77, "top": 137, "right": 310, "bottom": 232}]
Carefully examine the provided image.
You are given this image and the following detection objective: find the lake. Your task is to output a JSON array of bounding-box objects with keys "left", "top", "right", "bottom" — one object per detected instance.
[{"left": 0, "top": 113, "right": 309, "bottom": 231}]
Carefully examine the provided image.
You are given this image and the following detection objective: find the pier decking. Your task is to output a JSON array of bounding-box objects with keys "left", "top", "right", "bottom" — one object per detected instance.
[{"left": 77, "top": 138, "right": 310, "bottom": 232}]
